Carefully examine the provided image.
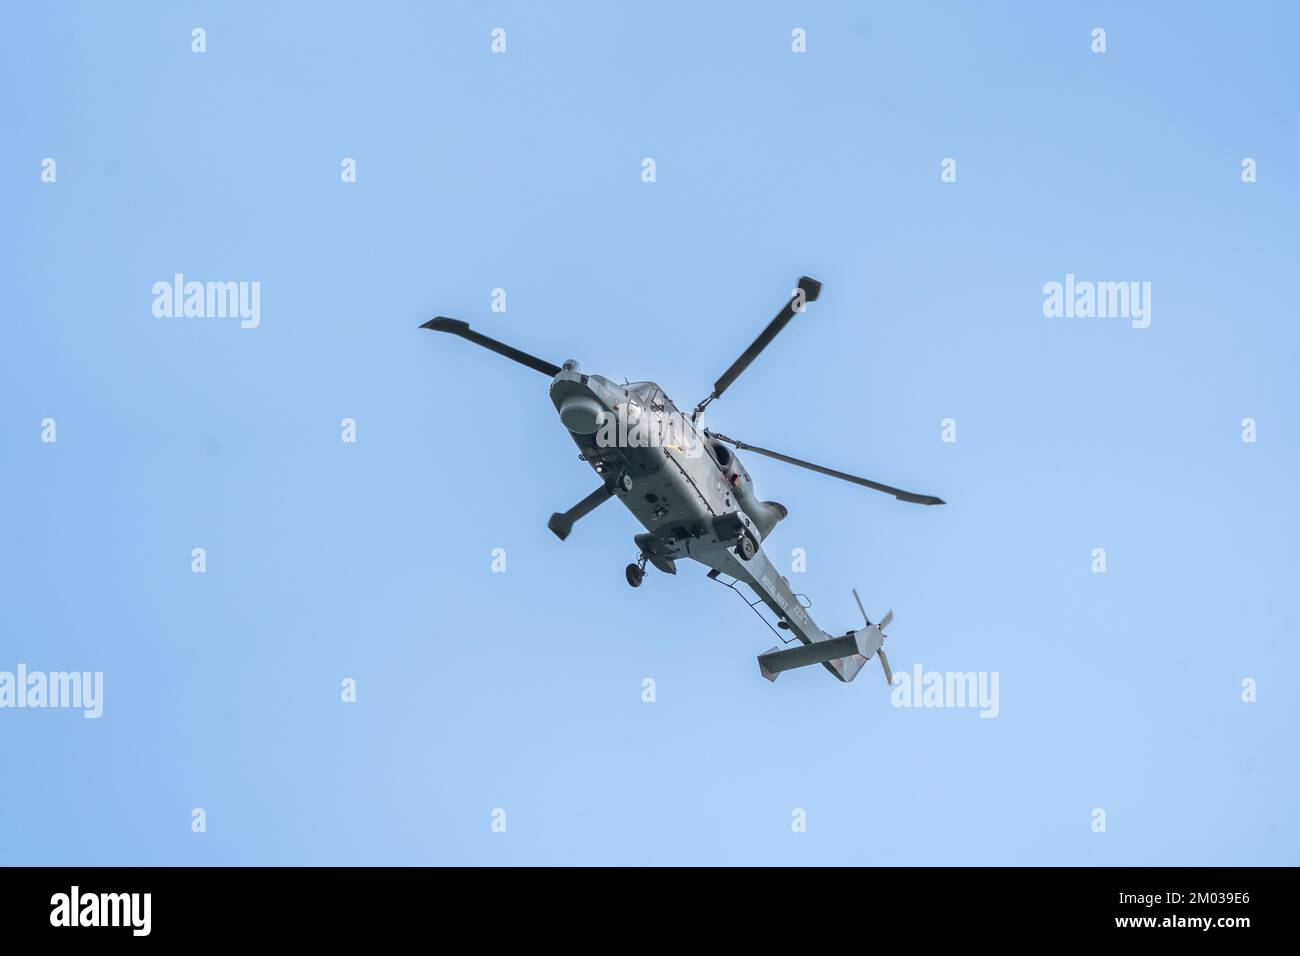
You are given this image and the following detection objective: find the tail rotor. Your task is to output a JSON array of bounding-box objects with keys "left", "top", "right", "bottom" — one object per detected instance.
[{"left": 852, "top": 589, "right": 895, "bottom": 685}]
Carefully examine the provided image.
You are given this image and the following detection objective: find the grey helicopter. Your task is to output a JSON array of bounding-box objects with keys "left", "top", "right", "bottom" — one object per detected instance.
[{"left": 421, "top": 276, "right": 944, "bottom": 684}]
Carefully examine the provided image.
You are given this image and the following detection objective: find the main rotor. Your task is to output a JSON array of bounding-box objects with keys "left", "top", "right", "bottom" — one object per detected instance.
[{"left": 420, "top": 276, "right": 944, "bottom": 507}]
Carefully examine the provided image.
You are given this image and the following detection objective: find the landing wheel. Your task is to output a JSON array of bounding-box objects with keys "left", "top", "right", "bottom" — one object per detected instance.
[
  {"left": 625, "top": 563, "right": 644, "bottom": 588},
  {"left": 736, "top": 533, "right": 757, "bottom": 561},
  {"left": 614, "top": 472, "right": 634, "bottom": 494}
]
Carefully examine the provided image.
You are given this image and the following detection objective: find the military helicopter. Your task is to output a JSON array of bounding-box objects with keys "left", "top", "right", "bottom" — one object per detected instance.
[{"left": 421, "top": 277, "right": 944, "bottom": 684}]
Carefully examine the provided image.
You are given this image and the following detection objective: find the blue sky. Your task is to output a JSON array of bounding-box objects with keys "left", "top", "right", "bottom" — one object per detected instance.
[{"left": 1, "top": 1, "right": 1296, "bottom": 865}]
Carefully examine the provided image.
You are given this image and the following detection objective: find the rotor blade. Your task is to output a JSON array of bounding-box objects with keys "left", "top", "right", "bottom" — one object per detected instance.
[
  {"left": 707, "top": 276, "right": 822, "bottom": 404},
  {"left": 878, "top": 609, "right": 893, "bottom": 630},
  {"left": 709, "top": 432, "right": 945, "bottom": 505},
  {"left": 878, "top": 648, "right": 894, "bottom": 685},
  {"left": 421, "top": 317, "right": 562, "bottom": 377},
  {"left": 852, "top": 588, "right": 871, "bottom": 628}
]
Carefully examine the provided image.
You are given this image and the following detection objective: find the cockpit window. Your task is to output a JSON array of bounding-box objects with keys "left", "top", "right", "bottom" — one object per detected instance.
[{"left": 626, "top": 382, "right": 664, "bottom": 409}]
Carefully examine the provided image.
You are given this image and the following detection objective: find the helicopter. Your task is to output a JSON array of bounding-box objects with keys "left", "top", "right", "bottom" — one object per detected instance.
[{"left": 421, "top": 276, "right": 944, "bottom": 684}]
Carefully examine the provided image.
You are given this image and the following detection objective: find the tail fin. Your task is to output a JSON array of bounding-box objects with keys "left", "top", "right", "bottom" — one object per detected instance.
[
  {"left": 850, "top": 590, "right": 894, "bottom": 684},
  {"left": 826, "top": 592, "right": 893, "bottom": 683}
]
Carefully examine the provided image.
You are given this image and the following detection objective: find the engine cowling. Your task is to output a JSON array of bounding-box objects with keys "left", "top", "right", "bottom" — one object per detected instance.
[
  {"left": 709, "top": 440, "right": 787, "bottom": 541},
  {"left": 741, "top": 498, "right": 788, "bottom": 541}
]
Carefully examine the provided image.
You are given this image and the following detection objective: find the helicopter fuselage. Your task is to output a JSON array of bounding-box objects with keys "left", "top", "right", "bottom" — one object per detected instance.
[{"left": 546, "top": 361, "right": 845, "bottom": 667}]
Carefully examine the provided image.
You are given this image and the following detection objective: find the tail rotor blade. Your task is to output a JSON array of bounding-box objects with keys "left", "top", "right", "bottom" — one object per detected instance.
[
  {"left": 877, "top": 648, "right": 894, "bottom": 685},
  {"left": 878, "top": 609, "right": 893, "bottom": 631},
  {"left": 851, "top": 588, "right": 871, "bottom": 628},
  {"left": 421, "top": 316, "right": 562, "bottom": 377}
]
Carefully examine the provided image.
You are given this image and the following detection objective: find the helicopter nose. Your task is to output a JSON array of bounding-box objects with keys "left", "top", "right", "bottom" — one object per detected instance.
[{"left": 558, "top": 394, "right": 604, "bottom": 434}]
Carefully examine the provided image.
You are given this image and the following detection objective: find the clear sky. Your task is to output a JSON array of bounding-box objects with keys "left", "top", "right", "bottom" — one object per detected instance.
[{"left": 2, "top": 2, "right": 1296, "bottom": 865}]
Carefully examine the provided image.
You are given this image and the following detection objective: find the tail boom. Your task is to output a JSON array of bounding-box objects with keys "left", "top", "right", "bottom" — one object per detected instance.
[{"left": 700, "top": 544, "right": 884, "bottom": 684}]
